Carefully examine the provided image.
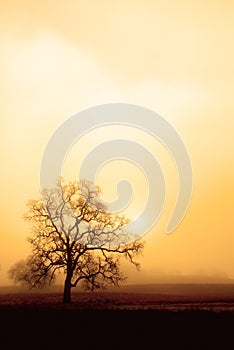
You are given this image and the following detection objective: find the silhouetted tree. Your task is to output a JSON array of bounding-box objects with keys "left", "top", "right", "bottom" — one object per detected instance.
[{"left": 8, "top": 179, "right": 144, "bottom": 303}]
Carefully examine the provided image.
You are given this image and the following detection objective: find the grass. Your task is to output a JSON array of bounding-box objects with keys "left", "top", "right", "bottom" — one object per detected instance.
[{"left": 1, "top": 285, "right": 234, "bottom": 348}]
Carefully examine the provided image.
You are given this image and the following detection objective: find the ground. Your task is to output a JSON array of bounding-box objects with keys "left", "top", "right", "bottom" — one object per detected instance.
[{"left": 1, "top": 284, "right": 234, "bottom": 348}]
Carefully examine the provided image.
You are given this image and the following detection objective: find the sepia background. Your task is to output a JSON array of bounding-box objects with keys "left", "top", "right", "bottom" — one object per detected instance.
[{"left": 0, "top": 0, "right": 234, "bottom": 286}]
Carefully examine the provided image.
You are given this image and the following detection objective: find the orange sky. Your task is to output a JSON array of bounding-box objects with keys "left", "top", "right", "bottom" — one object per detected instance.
[{"left": 0, "top": 0, "right": 234, "bottom": 285}]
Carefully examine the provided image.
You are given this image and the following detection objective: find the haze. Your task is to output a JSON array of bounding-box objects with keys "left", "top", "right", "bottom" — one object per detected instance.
[{"left": 0, "top": 1, "right": 234, "bottom": 286}]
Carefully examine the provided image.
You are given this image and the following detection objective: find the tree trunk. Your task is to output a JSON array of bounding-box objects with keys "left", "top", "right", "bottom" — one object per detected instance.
[
  {"left": 63, "top": 278, "right": 72, "bottom": 304},
  {"left": 63, "top": 245, "right": 73, "bottom": 304}
]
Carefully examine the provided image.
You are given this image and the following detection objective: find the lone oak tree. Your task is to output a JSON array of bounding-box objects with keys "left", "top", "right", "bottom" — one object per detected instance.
[{"left": 9, "top": 179, "right": 144, "bottom": 303}]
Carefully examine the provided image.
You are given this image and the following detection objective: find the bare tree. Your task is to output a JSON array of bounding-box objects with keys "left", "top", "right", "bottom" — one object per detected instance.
[{"left": 8, "top": 179, "right": 144, "bottom": 303}]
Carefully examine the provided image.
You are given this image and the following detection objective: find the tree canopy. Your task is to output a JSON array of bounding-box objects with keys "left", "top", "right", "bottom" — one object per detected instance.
[{"left": 9, "top": 179, "right": 144, "bottom": 303}]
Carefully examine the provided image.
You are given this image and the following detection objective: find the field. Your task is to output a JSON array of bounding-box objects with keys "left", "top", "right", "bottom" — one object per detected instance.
[{"left": 1, "top": 284, "right": 234, "bottom": 348}]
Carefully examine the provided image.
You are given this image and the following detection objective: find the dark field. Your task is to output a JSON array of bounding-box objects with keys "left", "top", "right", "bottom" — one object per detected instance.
[{"left": 1, "top": 284, "right": 234, "bottom": 348}]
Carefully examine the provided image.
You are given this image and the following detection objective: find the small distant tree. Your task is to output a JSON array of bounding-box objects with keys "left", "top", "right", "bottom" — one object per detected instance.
[{"left": 9, "top": 179, "right": 144, "bottom": 303}]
